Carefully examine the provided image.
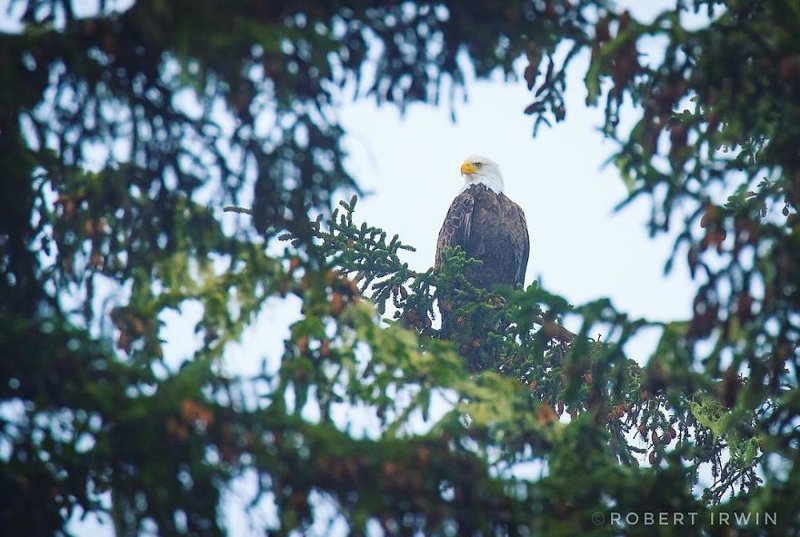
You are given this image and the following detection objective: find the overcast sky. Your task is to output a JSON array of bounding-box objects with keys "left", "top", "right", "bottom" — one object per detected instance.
[{"left": 232, "top": 1, "right": 696, "bottom": 384}]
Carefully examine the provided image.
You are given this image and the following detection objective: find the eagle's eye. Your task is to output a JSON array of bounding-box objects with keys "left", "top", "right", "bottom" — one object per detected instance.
[{"left": 474, "top": 162, "right": 484, "bottom": 168}]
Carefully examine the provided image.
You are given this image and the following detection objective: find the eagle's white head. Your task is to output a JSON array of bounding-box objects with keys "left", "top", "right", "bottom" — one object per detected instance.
[{"left": 459, "top": 155, "right": 504, "bottom": 194}]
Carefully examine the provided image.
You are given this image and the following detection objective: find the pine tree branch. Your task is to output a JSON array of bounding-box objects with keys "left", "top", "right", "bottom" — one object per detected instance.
[
  {"left": 532, "top": 313, "right": 577, "bottom": 342},
  {"left": 223, "top": 206, "right": 253, "bottom": 215}
]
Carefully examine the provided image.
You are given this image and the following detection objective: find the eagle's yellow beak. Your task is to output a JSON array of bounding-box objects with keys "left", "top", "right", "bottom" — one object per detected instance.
[{"left": 460, "top": 161, "right": 478, "bottom": 175}]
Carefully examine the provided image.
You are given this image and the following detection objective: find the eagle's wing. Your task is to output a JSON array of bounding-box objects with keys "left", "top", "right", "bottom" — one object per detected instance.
[
  {"left": 513, "top": 205, "right": 530, "bottom": 288},
  {"left": 435, "top": 190, "right": 475, "bottom": 268}
]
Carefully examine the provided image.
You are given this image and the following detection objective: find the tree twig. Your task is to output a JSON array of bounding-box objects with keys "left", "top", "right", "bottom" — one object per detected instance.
[
  {"left": 532, "top": 313, "right": 577, "bottom": 342},
  {"left": 223, "top": 206, "right": 253, "bottom": 215}
]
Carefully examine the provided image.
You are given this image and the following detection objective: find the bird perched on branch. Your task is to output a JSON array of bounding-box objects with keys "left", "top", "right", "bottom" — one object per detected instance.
[{"left": 435, "top": 155, "right": 530, "bottom": 338}]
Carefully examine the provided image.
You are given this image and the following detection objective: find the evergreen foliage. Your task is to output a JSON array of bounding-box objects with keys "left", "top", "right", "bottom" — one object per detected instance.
[{"left": 0, "top": 1, "right": 798, "bottom": 535}]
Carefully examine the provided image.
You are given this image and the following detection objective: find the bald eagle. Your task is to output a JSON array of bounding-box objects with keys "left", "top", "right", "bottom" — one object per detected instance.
[{"left": 435, "top": 156, "right": 530, "bottom": 334}]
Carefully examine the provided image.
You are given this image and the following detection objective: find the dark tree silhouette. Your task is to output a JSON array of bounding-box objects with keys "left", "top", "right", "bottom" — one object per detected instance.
[{"left": 0, "top": 1, "right": 798, "bottom": 535}]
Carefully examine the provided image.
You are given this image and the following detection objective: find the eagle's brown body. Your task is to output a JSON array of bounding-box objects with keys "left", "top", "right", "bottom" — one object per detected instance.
[{"left": 435, "top": 183, "right": 530, "bottom": 291}]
